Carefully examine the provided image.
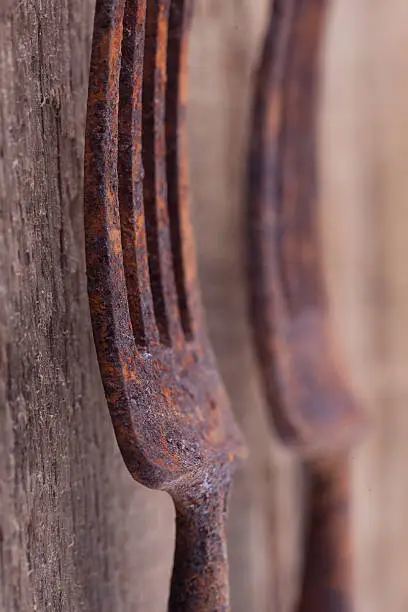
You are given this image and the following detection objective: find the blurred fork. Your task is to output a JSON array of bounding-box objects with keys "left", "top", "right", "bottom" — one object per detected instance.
[
  {"left": 84, "top": 1, "right": 246, "bottom": 610},
  {"left": 248, "top": 1, "right": 365, "bottom": 610}
]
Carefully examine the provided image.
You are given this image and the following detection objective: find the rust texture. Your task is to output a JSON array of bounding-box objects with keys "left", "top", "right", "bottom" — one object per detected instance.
[
  {"left": 248, "top": 1, "right": 365, "bottom": 610},
  {"left": 84, "top": 0, "right": 246, "bottom": 610}
]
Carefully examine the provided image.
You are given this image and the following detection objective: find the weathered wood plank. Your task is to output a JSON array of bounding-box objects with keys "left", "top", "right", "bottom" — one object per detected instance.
[
  {"left": 0, "top": 3, "right": 173, "bottom": 611},
  {"left": 322, "top": 2, "right": 408, "bottom": 611}
]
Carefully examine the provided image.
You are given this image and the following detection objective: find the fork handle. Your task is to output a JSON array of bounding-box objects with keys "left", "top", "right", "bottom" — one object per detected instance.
[
  {"left": 168, "top": 483, "right": 230, "bottom": 612},
  {"left": 297, "top": 458, "right": 353, "bottom": 612}
]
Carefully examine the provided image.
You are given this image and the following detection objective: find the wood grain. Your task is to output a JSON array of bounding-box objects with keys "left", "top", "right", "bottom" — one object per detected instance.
[
  {"left": 0, "top": 3, "right": 173, "bottom": 611},
  {"left": 322, "top": 2, "right": 408, "bottom": 611}
]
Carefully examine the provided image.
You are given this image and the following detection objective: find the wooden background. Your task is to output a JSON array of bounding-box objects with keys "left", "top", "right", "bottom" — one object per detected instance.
[{"left": 1, "top": 0, "right": 408, "bottom": 610}]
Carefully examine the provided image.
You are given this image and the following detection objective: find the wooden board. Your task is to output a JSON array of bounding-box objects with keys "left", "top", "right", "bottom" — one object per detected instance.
[
  {"left": 322, "top": 2, "right": 408, "bottom": 610},
  {"left": 0, "top": 3, "right": 173, "bottom": 611}
]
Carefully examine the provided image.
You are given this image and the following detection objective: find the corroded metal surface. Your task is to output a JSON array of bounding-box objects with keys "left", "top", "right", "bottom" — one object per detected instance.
[
  {"left": 248, "top": 1, "right": 364, "bottom": 610},
  {"left": 84, "top": 1, "right": 246, "bottom": 610}
]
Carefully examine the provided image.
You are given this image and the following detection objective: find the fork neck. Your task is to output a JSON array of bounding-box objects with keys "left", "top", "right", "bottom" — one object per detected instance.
[
  {"left": 168, "top": 474, "right": 232, "bottom": 612},
  {"left": 297, "top": 458, "right": 354, "bottom": 612}
]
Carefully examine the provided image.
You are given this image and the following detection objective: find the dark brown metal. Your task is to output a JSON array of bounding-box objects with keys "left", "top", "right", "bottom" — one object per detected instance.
[
  {"left": 84, "top": 1, "right": 246, "bottom": 610},
  {"left": 298, "top": 458, "right": 353, "bottom": 612},
  {"left": 248, "top": 1, "right": 365, "bottom": 610}
]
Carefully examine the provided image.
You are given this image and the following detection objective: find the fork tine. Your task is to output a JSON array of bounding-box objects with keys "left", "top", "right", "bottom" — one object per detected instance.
[
  {"left": 165, "top": 0, "right": 203, "bottom": 342},
  {"left": 118, "top": 0, "right": 160, "bottom": 347},
  {"left": 142, "top": 0, "right": 185, "bottom": 348},
  {"left": 84, "top": 0, "right": 145, "bottom": 477}
]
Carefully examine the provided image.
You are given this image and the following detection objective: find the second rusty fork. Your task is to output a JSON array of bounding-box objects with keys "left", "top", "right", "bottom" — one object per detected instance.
[
  {"left": 84, "top": 1, "right": 246, "bottom": 610},
  {"left": 248, "top": 1, "right": 365, "bottom": 610}
]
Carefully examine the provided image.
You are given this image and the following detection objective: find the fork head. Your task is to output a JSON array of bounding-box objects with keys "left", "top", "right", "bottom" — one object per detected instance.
[
  {"left": 247, "top": 0, "right": 365, "bottom": 458},
  {"left": 84, "top": 0, "right": 246, "bottom": 492}
]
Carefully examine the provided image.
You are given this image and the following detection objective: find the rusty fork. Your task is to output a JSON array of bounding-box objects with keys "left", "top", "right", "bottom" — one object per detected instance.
[
  {"left": 84, "top": 1, "right": 246, "bottom": 610},
  {"left": 248, "top": 1, "right": 365, "bottom": 610}
]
